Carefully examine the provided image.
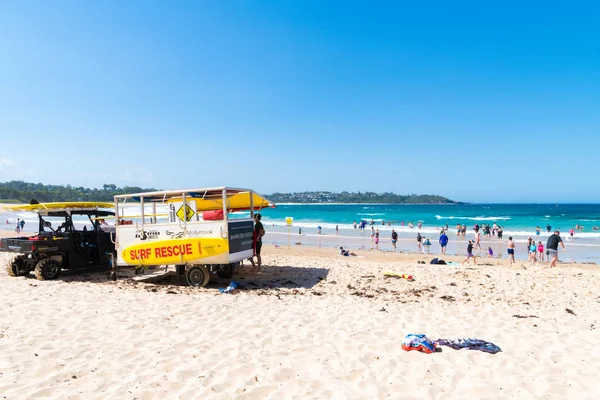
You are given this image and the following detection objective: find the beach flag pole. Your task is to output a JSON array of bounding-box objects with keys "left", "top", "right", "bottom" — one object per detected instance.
[{"left": 285, "top": 217, "right": 293, "bottom": 249}]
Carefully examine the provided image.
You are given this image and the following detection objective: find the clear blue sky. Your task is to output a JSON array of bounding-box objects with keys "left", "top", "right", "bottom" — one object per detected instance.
[{"left": 1, "top": 0, "right": 599, "bottom": 203}]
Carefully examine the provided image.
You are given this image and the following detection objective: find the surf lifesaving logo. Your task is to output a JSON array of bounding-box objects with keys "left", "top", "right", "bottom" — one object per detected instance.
[{"left": 136, "top": 230, "right": 160, "bottom": 240}]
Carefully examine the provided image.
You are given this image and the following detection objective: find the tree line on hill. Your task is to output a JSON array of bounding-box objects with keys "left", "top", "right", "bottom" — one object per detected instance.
[
  {"left": 0, "top": 181, "right": 457, "bottom": 204},
  {"left": 266, "top": 191, "right": 457, "bottom": 204},
  {"left": 0, "top": 181, "right": 158, "bottom": 203}
]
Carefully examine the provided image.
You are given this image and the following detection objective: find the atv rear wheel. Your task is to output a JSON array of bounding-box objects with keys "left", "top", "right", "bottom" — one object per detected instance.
[
  {"left": 186, "top": 265, "right": 210, "bottom": 287},
  {"left": 217, "top": 263, "right": 237, "bottom": 279},
  {"left": 35, "top": 259, "right": 61, "bottom": 280},
  {"left": 6, "top": 255, "right": 30, "bottom": 277}
]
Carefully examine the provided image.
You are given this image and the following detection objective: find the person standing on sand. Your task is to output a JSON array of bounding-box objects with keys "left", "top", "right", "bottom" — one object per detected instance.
[
  {"left": 474, "top": 229, "right": 482, "bottom": 250},
  {"left": 416, "top": 232, "right": 422, "bottom": 252},
  {"left": 336, "top": 225, "right": 339, "bottom": 235},
  {"left": 497, "top": 226, "right": 503, "bottom": 240},
  {"left": 375, "top": 229, "right": 380, "bottom": 250},
  {"left": 507, "top": 236, "right": 515, "bottom": 265},
  {"left": 16, "top": 218, "right": 21, "bottom": 233},
  {"left": 439, "top": 231, "right": 448, "bottom": 255},
  {"left": 537, "top": 241, "right": 545, "bottom": 263},
  {"left": 546, "top": 230, "right": 566, "bottom": 268},
  {"left": 19, "top": 219, "right": 25, "bottom": 231},
  {"left": 370, "top": 227, "right": 375, "bottom": 245},
  {"left": 529, "top": 240, "right": 537, "bottom": 265},
  {"left": 391, "top": 229, "right": 398, "bottom": 252},
  {"left": 249, "top": 214, "right": 265, "bottom": 273},
  {"left": 462, "top": 240, "right": 477, "bottom": 265}
]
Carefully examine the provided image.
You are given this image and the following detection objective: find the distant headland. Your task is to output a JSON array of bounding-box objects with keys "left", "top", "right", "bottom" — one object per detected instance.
[{"left": 0, "top": 181, "right": 459, "bottom": 205}]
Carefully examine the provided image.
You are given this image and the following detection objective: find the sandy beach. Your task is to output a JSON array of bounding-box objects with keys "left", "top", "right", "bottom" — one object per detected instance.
[{"left": 1, "top": 237, "right": 599, "bottom": 399}]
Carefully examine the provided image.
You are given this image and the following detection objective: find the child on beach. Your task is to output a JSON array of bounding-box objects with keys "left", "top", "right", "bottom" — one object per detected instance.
[
  {"left": 339, "top": 247, "right": 357, "bottom": 256},
  {"left": 462, "top": 240, "right": 477, "bottom": 265},
  {"left": 375, "top": 229, "right": 380, "bottom": 250},
  {"left": 488, "top": 247, "right": 494, "bottom": 258},
  {"left": 423, "top": 238, "right": 431, "bottom": 254},
  {"left": 529, "top": 241, "right": 537, "bottom": 264},
  {"left": 537, "top": 241, "right": 545, "bottom": 263}
]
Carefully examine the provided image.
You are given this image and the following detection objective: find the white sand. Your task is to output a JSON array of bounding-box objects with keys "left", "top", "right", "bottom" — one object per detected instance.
[{"left": 0, "top": 245, "right": 599, "bottom": 399}]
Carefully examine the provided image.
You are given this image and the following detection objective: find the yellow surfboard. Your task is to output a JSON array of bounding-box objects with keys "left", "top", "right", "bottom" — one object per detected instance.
[{"left": 121, "top": 237, "right": 229, "bottom": 265}]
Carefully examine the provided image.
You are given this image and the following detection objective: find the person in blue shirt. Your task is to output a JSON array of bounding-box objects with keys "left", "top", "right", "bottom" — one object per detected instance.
[{"left": 439, "top": 231, "right": 449, "bottom": 255}]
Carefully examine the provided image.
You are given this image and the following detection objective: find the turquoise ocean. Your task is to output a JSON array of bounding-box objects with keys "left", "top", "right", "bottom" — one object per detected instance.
[{"left": 255, "top": 203, "right": 600, "bottom": 263}]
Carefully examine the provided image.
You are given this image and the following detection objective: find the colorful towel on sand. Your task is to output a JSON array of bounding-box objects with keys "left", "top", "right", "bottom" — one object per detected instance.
[
  {"left": 436, "top": 338, "right": 501, "bottom": 354},
  {"left": 401, "top": 334, "right": 437, "bottom": 354},
  {"left": 219, "top": 281, "right": 240, "bottom": 293}
]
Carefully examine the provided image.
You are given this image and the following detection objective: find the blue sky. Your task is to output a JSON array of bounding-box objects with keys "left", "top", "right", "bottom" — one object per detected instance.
[{"left": 1, "top": 1, "right": 599, "bottom": 203}]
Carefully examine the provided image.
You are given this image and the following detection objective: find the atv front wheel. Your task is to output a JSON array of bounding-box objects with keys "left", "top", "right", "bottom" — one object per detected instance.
[
  {"left": 34, "top": 259, "right": 61, "bottom": 280},
  {"left": 6, "top": 255, "right": 30, "bottom": 277}
]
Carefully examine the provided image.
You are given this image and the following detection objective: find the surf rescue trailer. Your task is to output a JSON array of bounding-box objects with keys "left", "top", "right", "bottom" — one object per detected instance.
[{"left": 112, "top": 187, "right": 275, "bottom": 286}]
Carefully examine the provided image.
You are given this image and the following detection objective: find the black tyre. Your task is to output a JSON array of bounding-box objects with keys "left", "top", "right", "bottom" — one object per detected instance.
[
  {"left": 186, "top": 265, "right": 210, "bottom": 287},
  {"left": 217, "top": 263, "right": 236, "bottom": 279},
  {"left": 34, "top": 259, "right": 61, "bottom": 281},
  {"left": 6, "top": 255, "right": 30, "bottom": 277}
]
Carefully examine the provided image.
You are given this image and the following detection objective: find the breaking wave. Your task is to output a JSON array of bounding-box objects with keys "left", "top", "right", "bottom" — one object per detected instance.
[{"left": 435, "top": 215, "right": 512, "bottom": 221}]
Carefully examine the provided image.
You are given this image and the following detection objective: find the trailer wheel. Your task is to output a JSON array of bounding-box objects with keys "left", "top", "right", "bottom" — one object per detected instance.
[
  {"left": 6, "top": 255, "right": 30, "bottom": 277},
  {"left": 34, "top": 259, "right": 61, "bottom": 281},
  {"left": 217, "top": 263, "right": 236, "bottom": 279},
  {"left": 186, "top": 265, "right": 210, "bottom": 287}
]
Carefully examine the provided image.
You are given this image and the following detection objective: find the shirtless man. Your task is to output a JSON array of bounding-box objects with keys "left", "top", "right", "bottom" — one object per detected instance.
[
  {"left": 474, "top": 229, "right": 482, "bottom": 250},
  {"left": 507, "top": 236, "right": 515, "bottom": 265}
]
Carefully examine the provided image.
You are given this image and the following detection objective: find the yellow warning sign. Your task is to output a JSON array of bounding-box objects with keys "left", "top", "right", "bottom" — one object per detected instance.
[
  {"left": 285, "top": 216, "right": 293, "bottom": 226},
  {"left": 177, "top": 204, "right": 195, "bottom": 222}
]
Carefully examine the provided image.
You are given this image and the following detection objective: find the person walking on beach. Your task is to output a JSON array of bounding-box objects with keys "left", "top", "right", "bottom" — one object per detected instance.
[
  {"left": 19, "top": 219, "right": 25, "bottom": 232},
  {"left": 507, "top": 236, "right": 515, "bottom": 265},
  {"left": 529, "top": 240, "right": 537, "bottom": 265},
  {"left": 537, "top": 241, "right": 545, "bottom": 263},
  {"left": 546, "top": 230, "right": 566, "bottom": 268},
  {"left": 249, "top": 214, "right": 265, "bottom": 273},
  {"left": 474, "top": 229, "right": 482, "bottom": 250},
  {"left": 375, "top": 229, "right": 380, "bottom": 250},
  {"left": 336, "top": 225, "right": 339, "bottom": 235},
  {"left": 370, "top": 227, "right": 375, "bottom": 246},
  {"left": 439, "top": 231, "right": 448, "bottom": 255},
  {"left": 462, "top": 240, "right": 477, "bottom": 265},
  {"left": 16, "top": 218, "right": 21, "bottom": 233},
  {"left": 497, "top": 226, "right": 503, "bottom": 240},
  {"left": 416, "top": 232, "right": 422, "bottom": 252},
  {"left": 527, "top": 237, "right": 534, "bottom": 262},
  {"left": 391, "top": 229, "right": 398, "bottom": 252}
]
